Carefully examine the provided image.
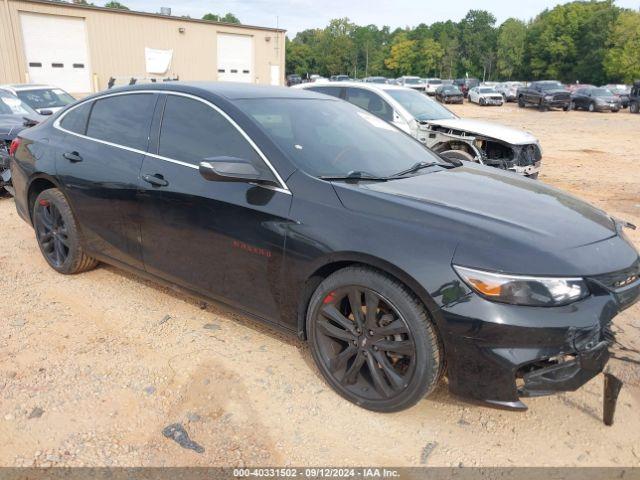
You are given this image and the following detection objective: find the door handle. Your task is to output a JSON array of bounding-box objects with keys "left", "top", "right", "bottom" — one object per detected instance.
[
  {"left": 142, "top": 173, "right": 169, "bottom": 187},
  {"left": 63, "top": 151, "right": 83, "bottom": 163}
]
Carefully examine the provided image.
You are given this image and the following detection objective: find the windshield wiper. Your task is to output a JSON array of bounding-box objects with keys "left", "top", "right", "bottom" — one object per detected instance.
[
  {"left": 389, "top": 161, "right": 439, "bottom": 178},
  {"left": 319, "top": 170, "right": 389, "bottom": 182}
]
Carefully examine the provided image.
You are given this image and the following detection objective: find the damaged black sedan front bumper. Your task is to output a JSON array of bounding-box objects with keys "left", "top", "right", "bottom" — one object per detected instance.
[{"left": 439, "top": 262, "right": 640, "bottom": 410}]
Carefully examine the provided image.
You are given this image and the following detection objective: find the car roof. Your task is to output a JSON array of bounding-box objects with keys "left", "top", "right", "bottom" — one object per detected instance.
[
  {"left": 297, "top": 81, "right": 410, "bottom": 92},
  {"left": 0, "top": 84, "right": 63, "bottom": 91},
  {"left": 90, "top": 81, "right": 331, "bottom": 101}
]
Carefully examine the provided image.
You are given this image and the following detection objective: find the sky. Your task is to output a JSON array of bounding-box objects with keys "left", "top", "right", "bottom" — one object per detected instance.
[{"left": 111, "top": 0, "right": 640, "bottom": 35}]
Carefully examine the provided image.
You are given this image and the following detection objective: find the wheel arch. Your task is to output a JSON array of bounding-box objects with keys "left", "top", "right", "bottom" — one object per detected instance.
[
  {"left": 26, "top": 174, "right": 63, "bottom": 225},
  {"left": 296, "top": 252, "right": 441, "bottom": 341}
]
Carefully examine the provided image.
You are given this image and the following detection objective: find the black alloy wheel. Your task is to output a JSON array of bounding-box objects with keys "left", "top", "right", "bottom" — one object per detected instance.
[
  {"left": 33, "top": 188, "right": 98, "bottom": 274},
  {"left": 35, "top": 199, "right": 69, "bottom": 268},
  {"left": 307, "top": 267, "right": 442, "bottom": 412}
]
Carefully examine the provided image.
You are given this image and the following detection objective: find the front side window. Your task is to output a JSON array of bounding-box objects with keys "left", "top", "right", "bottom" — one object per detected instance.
[
  {"left": 158, "top": 95, "right": 266, "bottom": 172},
  {"left": 60, "top": 101, "right": 93, "bottom": 135},
  {"left": 237, "top": 98, "right": 445, "bottom": 178},
  {"left": 345, "top": 88, "right": 393, "bottom": 122},
  {"left": 86, "top": 94, "right": 155, "bottom": 150}
]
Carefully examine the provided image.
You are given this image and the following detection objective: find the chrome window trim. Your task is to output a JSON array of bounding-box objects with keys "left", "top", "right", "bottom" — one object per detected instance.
[{"left": 53, "top": 89, "right": 291, "bottom": 194}]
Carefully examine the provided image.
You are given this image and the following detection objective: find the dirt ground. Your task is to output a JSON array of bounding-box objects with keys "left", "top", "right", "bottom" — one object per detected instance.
[{"left": 0, "top": 102, "right": 639, "bottom": 468}]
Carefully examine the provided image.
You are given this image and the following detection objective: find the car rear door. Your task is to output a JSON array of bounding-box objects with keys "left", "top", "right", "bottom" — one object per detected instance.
[
  {"left": 55, "top": 92, "right": 157, "bottom": 269},
  {"left": 136, "top": 93, "right": 292, "bottom": 324}
]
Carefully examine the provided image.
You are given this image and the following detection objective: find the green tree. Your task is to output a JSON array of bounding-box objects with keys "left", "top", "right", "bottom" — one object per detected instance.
[
  {"left": 319, "top": 18, "right": 356, "bottom": 76},
  {"left": 604, "top": 10, "right": 640, "bottom": 83},
  {"left": 286, "top": 38, "right": 313, "bottom": 76},
  {"left": 104, "top": 1, "right": 128, "bottom": 9},
  {"left": 458, "top": 10, "right": 497, "bottom": 79},
  {"left": 496, "top": 18, "right": 526, "bottom": 80},
  {"left": 384, "top": 33, "right": 417, "bottom": 75},
  {"left": 417, "top": 38, "right": 444, "bottom": 76},
  {"left": 202, "top": 12, "right": 240, "bottom": 24},
  {"left": 526, "top": 1, "right": 620, "bottom": 83}
]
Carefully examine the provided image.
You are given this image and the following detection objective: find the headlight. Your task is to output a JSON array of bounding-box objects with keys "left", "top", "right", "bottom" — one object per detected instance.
[{"left": 453, "top": 265, "right": 589, "bottom": 306}]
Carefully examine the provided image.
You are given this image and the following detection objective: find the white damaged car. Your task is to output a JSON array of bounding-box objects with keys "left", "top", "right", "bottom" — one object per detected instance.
[{"left": 295, "top": 82, "right": 542, "bottom": 178}]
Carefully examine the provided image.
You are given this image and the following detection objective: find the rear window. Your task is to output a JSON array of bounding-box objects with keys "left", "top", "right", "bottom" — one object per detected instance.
[
  {"left": 17, "top": 89, "right": 75, "bottom": 110},
  {"left": 60, "top": 101, "right": 92, "bottom": 135},
  {"left": 86, "top": 94, "right": 155, "bottom": 150}
]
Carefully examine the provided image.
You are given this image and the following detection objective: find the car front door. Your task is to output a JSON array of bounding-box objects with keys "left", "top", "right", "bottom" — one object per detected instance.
[
  {"left": 136, "top": 93, "right": 292, "bottom": 324},
  {"left": 55, "top": 92, "right": 157, "bottom": 269}
]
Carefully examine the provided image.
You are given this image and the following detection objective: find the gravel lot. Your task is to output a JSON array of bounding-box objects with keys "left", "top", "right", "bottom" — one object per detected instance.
[{"left": 1, "top": 102, "right": 639, "bottom": 467}]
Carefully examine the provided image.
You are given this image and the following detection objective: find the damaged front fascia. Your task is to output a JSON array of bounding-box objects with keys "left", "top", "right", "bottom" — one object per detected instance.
[{"left": 417, "top": 123, "right": 540, "bottom": 176}]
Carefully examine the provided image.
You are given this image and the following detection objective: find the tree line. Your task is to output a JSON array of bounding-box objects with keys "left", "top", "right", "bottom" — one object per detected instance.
[{"left": 286, "top": 0, "right": 640, "bottom": 84}]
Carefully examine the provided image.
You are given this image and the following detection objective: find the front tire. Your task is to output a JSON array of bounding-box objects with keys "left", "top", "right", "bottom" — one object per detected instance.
[
  {"left": 33, "top": 188, "right": 98, "bottom": 274},
  {"left": 518, "top": 96, "right": 525, "bottom": 108},
  {"left": 306, "top": 266, "right": 442, "bottom": 412},
  {"left": 588, "top": 102, "right": 595, "bottom": 112},
  {"left": 630, "top": 102, "right": 639, "bottom": 114}
]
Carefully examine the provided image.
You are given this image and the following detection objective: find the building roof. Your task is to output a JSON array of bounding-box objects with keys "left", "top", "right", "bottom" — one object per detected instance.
[{"left": 19, "top": 0, "right": 286, "bottom": 33}]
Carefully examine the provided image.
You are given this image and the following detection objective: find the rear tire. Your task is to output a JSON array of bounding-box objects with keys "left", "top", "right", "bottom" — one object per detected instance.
[
  {"left": 630, "top": 102, "right": 639, "bottom": 114},
  {"left": 518, "top": 96, "right": 525, "bottom": 108},
  {"left": 588, "top": 102, "right": 595, "bottom": 112},
  {"left": 33, "top": 188, "right": 98, "bottom": 274},
  {"left": 306, "top": 266, "right": 443, "bottom": 412}
]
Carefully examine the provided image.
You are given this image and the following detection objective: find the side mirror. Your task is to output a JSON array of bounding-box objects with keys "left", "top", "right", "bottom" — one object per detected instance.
[
  {"left": 199, "top": 156, "right": 273, "bottom": 184},
  {"left": 39, "top": 109, "right": 53, "bottom": 116}
]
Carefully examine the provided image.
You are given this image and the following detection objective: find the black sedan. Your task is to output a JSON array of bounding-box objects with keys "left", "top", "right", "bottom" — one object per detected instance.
[
  {"left": 571, "top": 87, "right": 621, "bottom": 112},
  {"left": 10, "top": 83, "right": 640, "bottom": 412},
  {"left": 0, "top": 90, "right": 42, "bottom": 195},
  {"left": 435, "top": 85, "right": 464, "bottom": 104}
]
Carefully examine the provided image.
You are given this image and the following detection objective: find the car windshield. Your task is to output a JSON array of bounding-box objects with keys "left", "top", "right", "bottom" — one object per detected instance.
[
  {"left": 404, "top": 78, "right": 420, "bottom": 85},
  {"left": 16, "top": 88, "right": 75, "bottom": 109},
  {"left": 478, "top": 88, "right": 497, "bottom": 93},
  {"left": 387, "top": 89, "right": 456, "bottom": 121},
  {"left": 428, "top": 80, "right": 442, "bottom": 85},
  {"left": 236, "top": 98, "right": 446, "bottom": 178},
  {"left": 0, "top": 92, "right": 38, "bottom": 116},
  {"left": 537, "top": 82, "right": 563, "bottom": 91},
  {"left": 592, "top": 88, "right": 613, "bottom": 97},
  {"left": 443, "top": 86, "right": 460, "bottom": 93}
]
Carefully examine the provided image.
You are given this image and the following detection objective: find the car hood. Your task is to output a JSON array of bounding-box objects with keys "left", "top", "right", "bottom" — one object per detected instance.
[
  {"left": 333, "top": 164, "right": 637, "bottom": 276},
  {"left": 425, "top": 118, "right": 537, "bottom": 145}
]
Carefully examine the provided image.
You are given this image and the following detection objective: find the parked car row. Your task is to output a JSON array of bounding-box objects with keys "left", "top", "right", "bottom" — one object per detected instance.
[{"left": 8, "top": 82, "right": 639, "bottom": 415}]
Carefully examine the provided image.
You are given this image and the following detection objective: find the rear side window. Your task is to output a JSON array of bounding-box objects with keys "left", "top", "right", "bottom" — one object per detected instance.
[
  {"left": 345, "top": 88, "right": 393, "bottom": 122},
  {"left": 308, "top": 86, "right": 343, "bottom": 98},
  {"left": 60, "top": 101, "right": 92, "bottom": 135},
  {"left": 158, "top": 95, "right": 262, "bottom": 167},
  {"left": 86, "top": 94, "right": 155, "bottom": 150}
]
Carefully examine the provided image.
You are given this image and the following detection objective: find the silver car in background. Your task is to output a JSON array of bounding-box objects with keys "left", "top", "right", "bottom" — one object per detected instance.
[
  {"left": 495, "top": 81, "right": 525, "bottom": 102},
  {"left": 0, "top": 84, "right": 76, "bottom": 115},
  {"left": 294, "top": 81, "right": 542, "bottom": 178}
]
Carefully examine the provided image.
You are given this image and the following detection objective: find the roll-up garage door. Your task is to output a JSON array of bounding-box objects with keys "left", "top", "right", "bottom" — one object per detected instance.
[
  {"left": 19, "top": 13, "right": 92, "bottom": 93},
  {"left": 217, "top": 34, "right": 254, "bottom": 83}
]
